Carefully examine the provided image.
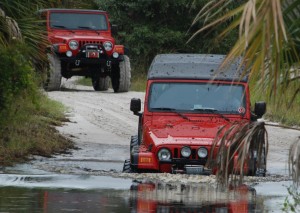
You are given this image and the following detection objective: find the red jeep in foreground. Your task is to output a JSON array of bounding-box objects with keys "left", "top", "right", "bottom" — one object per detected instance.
[
  {"left": 123, "top": 54, "right": 266, "bottom": 175},
  {"left": 39, "top": 9, "right": 130, "bottom": 92}
]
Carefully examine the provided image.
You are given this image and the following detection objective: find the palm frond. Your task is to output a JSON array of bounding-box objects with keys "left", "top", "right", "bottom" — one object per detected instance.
[
  {"left": 289, "top": 136, "right": 300, "bottom": 186},
  {"left": 192, "top": 0, "right": 300, "bottom": 104},
  {"left": 207, "top": 121, "right": 268, "bottom": 187}
]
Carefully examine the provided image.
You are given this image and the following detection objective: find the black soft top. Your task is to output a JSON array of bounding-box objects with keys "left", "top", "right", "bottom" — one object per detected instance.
[
  {"left": 38, "top": 8, "right": 106, "bottom": 14},
  {"left": 147, "top": 54, "right": 248, "bottom": 82}
]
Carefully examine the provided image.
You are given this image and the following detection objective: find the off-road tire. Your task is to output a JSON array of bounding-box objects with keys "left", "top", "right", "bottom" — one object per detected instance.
[
  {"left": 111, "top": 55, "right": 131, "bottom": 93},
  {"left": 248, "top": 147, "right": 266, "bottom": 177},
  {"left": 130, "top": 135, "right": 139, "bottom": 152},
  {"left": 256, "top": 146, "right": 267, "bottom": 177},
  {"left": 122, "top": 159, "right": 132, "bottom": 173},
  {"left": 92, "top": 76, "right": 110, "bottom": 91},
  {"left": 44, "top": 54, "right": 62, "bottom": 91}
]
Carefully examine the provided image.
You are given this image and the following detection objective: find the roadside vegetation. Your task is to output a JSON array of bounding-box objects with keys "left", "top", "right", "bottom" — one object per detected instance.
[{"left": 0, "top": 0, "right": 96, "bottom": 165}]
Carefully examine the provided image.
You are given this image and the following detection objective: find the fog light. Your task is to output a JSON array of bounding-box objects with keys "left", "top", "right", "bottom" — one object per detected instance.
[
  {"left": 112, "top": 52, "right": 119, "bottom": 58},
  {"left": 198, "top": 147, "right": 208, "bottom": 158},
  {"left": 66, "top": 51, "right": 72, "bottom": 57},
  {"left": 181, "top": 146, "right": 191, "bottom": 158}
]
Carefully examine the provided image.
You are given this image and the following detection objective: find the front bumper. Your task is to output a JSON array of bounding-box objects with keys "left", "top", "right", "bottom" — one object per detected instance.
[
  {"left": 160, "top": 158, "right": 211, "bottom": 175},
  {"left": 58, "top": 55, "right": 123, "bottom": 66},
  {"left": 172, "top": 165, "right": 212, "bottom": 175}
]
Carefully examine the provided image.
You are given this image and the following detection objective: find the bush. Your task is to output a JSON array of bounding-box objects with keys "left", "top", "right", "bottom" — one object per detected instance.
[{"left": 0, "top": 44, "right": 37, "bottom": 120}]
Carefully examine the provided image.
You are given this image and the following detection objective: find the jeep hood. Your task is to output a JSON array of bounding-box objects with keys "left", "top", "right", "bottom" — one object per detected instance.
[
  {"left": 50, "top": 31, "right": 113, "bottom": 41},
  {"left": 143, "top": 115, "right": 243, "bottom": 146}
]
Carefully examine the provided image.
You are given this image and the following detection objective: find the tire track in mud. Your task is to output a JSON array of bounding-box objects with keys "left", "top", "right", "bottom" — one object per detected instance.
[{"left": 48, "top": 80, "right": 144, "bottom": 142}]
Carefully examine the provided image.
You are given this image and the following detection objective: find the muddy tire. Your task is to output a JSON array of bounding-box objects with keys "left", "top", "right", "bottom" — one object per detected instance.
[
  {"left": 122, "top": 159, "right": 132, "bottom": 173},
  {"left": 92, "top": 76, "right": 110, "bottom": 91},
  {"left": 44, "top": 54, "right": 62, "bottom": 91},
  {"left": 111, "top": 55, "right": 131, "bottom": 93},
  {"left": 130, "top": 135, "right": 139, "bottom": 152},
  {"left": 255, "top": 147, "right": 267, "bottom": 177},
  {"left": 248, "top": 147, "right": 266, "bottom": 177}
]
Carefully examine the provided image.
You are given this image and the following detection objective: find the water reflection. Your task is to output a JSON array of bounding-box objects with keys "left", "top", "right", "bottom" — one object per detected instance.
[
  {"left": 129, "top": 181, "right": 259, "bottom": 213},
  {"left": 0, "top": 187, "right": 130, "bottom": 212},
  {"left": 0, "top": 179, "right": 261, "bottom": 212}
]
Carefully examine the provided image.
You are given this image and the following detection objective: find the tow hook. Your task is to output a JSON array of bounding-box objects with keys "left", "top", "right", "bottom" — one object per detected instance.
[
  {"left": 106, "top": 60, "right": 111, "bottom": 68},
  {"left": 75, "top": 60, "right": 80, "bottom": 66}
]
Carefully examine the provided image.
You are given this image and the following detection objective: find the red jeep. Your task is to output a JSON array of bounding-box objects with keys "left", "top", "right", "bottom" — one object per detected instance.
[
  {"left": 123, "top": 54, "right": 266, "bottom": 175},
  {"left": 39, "top": 9, "right": 130, "bottom": 92}
]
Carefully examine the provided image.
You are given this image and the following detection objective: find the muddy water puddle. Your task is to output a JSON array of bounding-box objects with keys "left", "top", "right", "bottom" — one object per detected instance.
[{"left": 0, "top": 171, "right": 293, "bottom": 212}]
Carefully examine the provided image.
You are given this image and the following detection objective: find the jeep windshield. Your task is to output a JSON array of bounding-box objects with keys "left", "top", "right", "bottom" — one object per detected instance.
[
  {"left": 50, "top": 12, "right": 108, "bottom": 30},
  {"left": 148, "top": 82, "right": 246, "bottom": 114}
]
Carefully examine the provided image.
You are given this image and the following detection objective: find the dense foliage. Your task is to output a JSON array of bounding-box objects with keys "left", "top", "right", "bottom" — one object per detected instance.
[
  {"left": 0, "top": 45, "right": 37, "bottom": 114},
  {"left": 96, "top": 0, "right": 239, "bottom": 72}
]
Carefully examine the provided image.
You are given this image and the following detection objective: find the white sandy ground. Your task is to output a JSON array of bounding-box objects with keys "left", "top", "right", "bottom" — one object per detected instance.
[{"left": 40, "top": 77, "right": 300, "bottom": 185}]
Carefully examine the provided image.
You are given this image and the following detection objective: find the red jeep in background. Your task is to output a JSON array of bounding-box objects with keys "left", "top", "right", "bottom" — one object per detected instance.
[
  {"left": 123, "top": 54, "right": 266, "bottom": 176},
  {"left": 39, "top": 9, "right": 131, "bottom": 92}
]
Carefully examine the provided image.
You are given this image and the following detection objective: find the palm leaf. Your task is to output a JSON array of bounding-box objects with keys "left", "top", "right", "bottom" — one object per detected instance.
[
  {"left": 207, "top": 121, "right": 268, "bottom": 187},
  {"left": 192, "top": 0, "right": 300, "bottom": 104},
  {"left": 289, "top": 136, "right": 300, "bottom": 186}
]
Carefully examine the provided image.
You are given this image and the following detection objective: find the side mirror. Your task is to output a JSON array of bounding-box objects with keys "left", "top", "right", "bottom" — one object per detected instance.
[
  {"left": 130, "top": 98, "right": 141, "bottom": 114},
  {"left": 254, "top": 101, "right": 266, "bottom": 118}
]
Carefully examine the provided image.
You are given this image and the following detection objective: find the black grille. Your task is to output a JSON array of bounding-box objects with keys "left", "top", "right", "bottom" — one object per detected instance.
[{"left": 79, "top": 40, "right": 102, "bottom": 47}]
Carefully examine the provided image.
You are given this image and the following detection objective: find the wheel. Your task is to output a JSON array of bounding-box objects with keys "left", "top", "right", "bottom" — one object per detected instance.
[
  {"left": 111, "top": 55, "right": 131, "bottom": 92},
  {"left": 248, "top": 147, "right": 266, "bottom": 177},
  {"left": 122, "top": 159, "right": 132, "bottom": 173},
  {"left": 92, "top": 76, "right": 110, "bottom": 91},
  {"left": 256, "top": 146, "right": 266, "bottom": 177},
  {"left": 44, "top": 54, "right": 62, "bottom": 91},
  {"left": 130, "top": 135, "right": 139, "bottom": 152}
]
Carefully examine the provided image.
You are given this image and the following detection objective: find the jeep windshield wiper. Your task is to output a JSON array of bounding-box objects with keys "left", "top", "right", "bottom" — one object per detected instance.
[
  {"left": 52, "top": 25, "right": 67, "bottom": 29},
  {"left": 151, "top": 107, "right": 190, "bottom": 121},
  {"left": 192, "top": 108, "right": 230, "bottom": 122},
  {"left": 77, "top": 26, "right": 99, "bottom": 31},
  {"left": 77, "top": 26, "right": 92, "bottom": 29}
]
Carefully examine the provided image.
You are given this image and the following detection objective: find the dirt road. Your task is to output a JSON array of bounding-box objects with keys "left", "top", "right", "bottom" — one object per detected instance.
[{"left": 44, "top": 78, "right": 300, "bottom": 183}]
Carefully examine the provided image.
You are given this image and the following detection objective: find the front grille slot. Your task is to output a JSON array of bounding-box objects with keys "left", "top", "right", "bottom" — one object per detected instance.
[
  {"left": 174, "top": 148, "right": 178, "bottom": 158},
  {"left": 79, "top": 40, "right": 102, "bottom": 47},
  {"left": 192, "top": 149, "right": 197, "bottom": 159}
]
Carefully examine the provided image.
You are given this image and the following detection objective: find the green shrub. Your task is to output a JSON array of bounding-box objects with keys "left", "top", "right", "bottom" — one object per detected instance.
[{"left": 0, "top": 44, "right": 37, "bottom": 115}]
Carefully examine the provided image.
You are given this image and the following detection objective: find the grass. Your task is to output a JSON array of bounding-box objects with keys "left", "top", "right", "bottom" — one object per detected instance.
[
  {"left": 130, "top": 73, "right": 147, "bottom": 92},
  {"left": 0, "top": 92, "right": 74, "bottom": 166},
  {"left": 251, "top": 83, "right": 300, "bottom": 127}
]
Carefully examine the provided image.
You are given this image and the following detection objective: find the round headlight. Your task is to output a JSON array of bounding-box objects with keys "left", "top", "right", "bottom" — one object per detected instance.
[
  {"left": 181, "top": 146, "right": 191, "bottom": 158},
  {"left": 103, "top": 41, "right": 113, "bottom": 51},
  {"left": 69, "top": 40, "right": 79, "bottom": 50},
  {"left": 198, "top": 147, "right": 208, "bottom": 158},
  {"left": 158, "top": 148, "right": 171, "bottom": 161}
]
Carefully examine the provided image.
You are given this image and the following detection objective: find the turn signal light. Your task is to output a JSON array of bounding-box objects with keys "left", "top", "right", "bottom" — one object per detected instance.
[
  {"left": 139, "top": 157, "right": 152, "bottom": 163},
  {"left": 114, "top": 45, "right": 124, "bottom": 54},
  {"left": 58, "top": 44, "right": 67, "bottom": 53}
]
